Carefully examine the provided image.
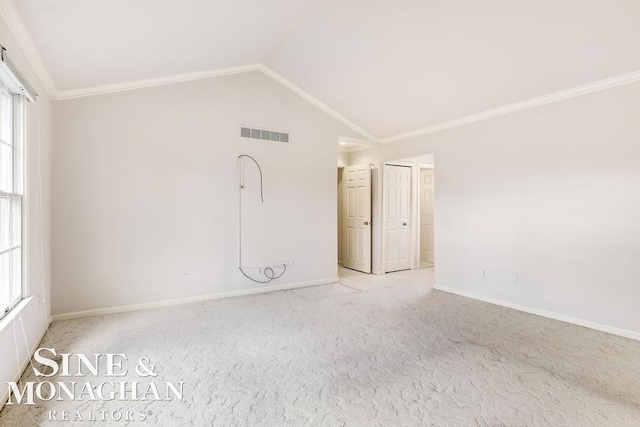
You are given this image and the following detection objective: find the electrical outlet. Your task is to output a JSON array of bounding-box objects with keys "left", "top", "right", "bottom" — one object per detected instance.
[
  {"left": 478, "top": 268, "right": 485, "bottom": 277},
  {"left": 512, "top": 273, "right": 519, "bottom": 284},
  {"left": 283, "top": 260, "right": 294, "bottom": 268}
]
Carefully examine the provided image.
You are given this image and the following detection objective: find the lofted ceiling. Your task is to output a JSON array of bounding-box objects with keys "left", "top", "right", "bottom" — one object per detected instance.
[
  {"left": 7, "top": 0, "right": 640, "bottom": 141},
  {"left": 10, "top": 0, "right": 316, "bottom": 90}
]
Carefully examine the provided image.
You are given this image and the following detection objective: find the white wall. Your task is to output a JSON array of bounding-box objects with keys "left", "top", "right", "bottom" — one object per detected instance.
[
  {"left": 0, "top": 16, "right": 52, "bottom": 408},
  {"left": 52, "top": 71, "right": 356, "bottom": 315},
  {"left": 337, "top": 150, "right": 349, "bottom": 265},
  {"left": 337, "top": 150, "right": 348, "bottom": 168},
  {"left": 350, "top": 81, "right": 640, "bottom": 334}
]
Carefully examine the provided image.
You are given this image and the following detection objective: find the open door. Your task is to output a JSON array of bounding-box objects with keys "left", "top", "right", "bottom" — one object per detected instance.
[
  {"left": 384, "top": 164, "right": 411, "bottom": 272},
  {"left": 343, "top": 164, "right": 371, "bottom": 273}
]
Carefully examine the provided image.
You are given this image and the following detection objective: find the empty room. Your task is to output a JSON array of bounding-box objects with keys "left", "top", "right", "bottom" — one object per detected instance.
[{"left": 1, "top": 0, "right": 640, "bottom": 425}]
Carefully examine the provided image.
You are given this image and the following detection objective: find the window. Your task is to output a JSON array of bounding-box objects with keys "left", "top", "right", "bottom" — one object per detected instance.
[
  {"left": 0, "top": 45, "right": 34, "bottom": 321},
  {"left": 0, "top": 80, "right": 25, "bottom": 319}
]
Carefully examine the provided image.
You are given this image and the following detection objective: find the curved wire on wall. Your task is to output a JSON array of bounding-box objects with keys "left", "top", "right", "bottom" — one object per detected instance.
[{"left": 237, "top": 155, "right": 287, "bottom": 283}]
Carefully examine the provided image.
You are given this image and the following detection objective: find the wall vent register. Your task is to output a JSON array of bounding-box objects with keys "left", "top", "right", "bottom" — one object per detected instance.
[{"left": 240, "top": 126, "right": 289, "bottom": 143}]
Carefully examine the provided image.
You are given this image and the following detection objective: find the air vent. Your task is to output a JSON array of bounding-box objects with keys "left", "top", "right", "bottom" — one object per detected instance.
[{"left": 240, "top": 126, "right": 290, "bottom": 143}]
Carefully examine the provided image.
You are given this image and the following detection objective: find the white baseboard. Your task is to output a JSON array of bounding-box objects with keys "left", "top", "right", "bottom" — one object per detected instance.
[
  {"left": 0, "top": 317, "right": 51, "bottom": 411},
  {"left": 51, "top": 277, "right": 339, "bottom": 322},
  {"left": 433, "top": 285, "right": 640, "bottom": 342}
]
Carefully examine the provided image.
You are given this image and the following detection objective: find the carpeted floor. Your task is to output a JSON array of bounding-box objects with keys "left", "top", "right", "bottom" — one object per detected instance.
[{"left": 2, "top": 266, "right": 640, "bottom": 426}]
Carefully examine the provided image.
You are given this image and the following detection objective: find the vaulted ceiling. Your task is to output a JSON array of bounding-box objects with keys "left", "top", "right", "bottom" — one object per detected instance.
[{"left": 8, "top": 0, "right": 640, "bottom": 140}]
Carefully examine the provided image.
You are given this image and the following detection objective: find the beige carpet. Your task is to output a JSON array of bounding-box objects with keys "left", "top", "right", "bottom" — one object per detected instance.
[{"left": 2, "top": 267, "right": 640, "bottom": 426}]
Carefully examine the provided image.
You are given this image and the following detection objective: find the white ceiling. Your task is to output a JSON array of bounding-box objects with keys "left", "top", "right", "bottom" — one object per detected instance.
[
  {"left": 11, "top": 0, "right": 317, "bottom": 90},
  {"left": 10, "top": 0, "right": 640, "bottom": 140}
]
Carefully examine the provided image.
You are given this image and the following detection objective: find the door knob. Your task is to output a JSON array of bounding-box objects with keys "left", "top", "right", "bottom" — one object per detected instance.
[
  {"left": 403, "top": 222, "right": 407, "bottom": 226},
  {"left": 364, "top": 221, "right": 369, "bottom": 225}
]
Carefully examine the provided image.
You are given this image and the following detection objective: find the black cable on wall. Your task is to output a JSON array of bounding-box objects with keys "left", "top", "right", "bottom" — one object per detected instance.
[{"left": 237, "top": 154, "right": 287, "bottom": 283}]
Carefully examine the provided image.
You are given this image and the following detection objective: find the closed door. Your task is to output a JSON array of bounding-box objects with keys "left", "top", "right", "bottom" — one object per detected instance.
[
  {"left": 385, "top": 165, "right": 411, "bottom": 272},
  {"left": 420, "top": 169, "right": 434, "bottom": 265},
  {"left": 343, "top": 164, "right": 371, "bottom": 273}
]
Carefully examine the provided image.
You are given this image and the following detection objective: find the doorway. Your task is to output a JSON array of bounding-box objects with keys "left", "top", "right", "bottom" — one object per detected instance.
[
  {"left": 381, "top": 154, "right": 435, "bottom": 274},
  {"left": 419, "top": 165, "right": 434, "bottom": 268},
  {"left": 383, "top": 164, "right": 412, "bottom": 272},
  {"left": 341, "top": 164, "right": 372, "bottom": 273}
]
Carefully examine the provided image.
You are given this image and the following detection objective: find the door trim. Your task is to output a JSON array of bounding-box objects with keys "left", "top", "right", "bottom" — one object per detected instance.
[{"left": 417, "top": 163, "right": 434, "bottom": 267}]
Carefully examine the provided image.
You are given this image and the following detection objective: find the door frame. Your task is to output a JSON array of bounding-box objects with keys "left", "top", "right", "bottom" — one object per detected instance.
[
  {"left": 416, "top": 163, "right": 434, "bottom": 268},
  {"left": 342, "top": 163, "right": 372, "bottom": 273},
  {"left": 382, "top": 161, "right": 414, "bottom": 274},
  {"left": 382, "top": 161, "right": 435, "bottom": 274}
]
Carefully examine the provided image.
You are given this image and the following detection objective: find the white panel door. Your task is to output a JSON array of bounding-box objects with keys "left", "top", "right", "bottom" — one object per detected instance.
[
  {"left": 343, "top": 164, "right": 371, "bottom": 273},
  {"left": 420, "top": 169, "right": 434, "bottom": 265},
  {"left": 385, "top": 165, "right": 411, "bottom": 272}
]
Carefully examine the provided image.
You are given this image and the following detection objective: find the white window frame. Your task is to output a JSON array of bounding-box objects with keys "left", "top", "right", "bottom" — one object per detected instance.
[{"left": 0, "top": 85, "right": 26, "bottom": 320}]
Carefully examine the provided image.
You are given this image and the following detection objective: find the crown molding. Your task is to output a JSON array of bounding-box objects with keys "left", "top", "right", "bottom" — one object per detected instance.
[
  {"left": 53, "top": 64, "right": 263, "bottom": 100},
  {"left": 53, "top": 62, "right": 379, "bottom": 142},
  {"left": 0, "top": 0, "right": 56, "bottom": 98},
  {"left": 381, "top": 69, "right": 640, "bottom": 144},
  {"left": 5, "top": 0, "right": 635, "bottom": 147},
  {"left": 259, "top": 65, "right": 378, "bottom": 141},
  {"left": 52, "top": 63, "right": 640, "bottom": 146}
]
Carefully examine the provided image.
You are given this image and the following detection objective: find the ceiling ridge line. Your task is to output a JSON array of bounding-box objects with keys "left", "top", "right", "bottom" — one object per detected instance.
[
  {"left": 0, "top": 0, "right": 57, "bottom": 98},
  {"left": 381, "top": 69, "right": 640, "bottom": 144}
]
